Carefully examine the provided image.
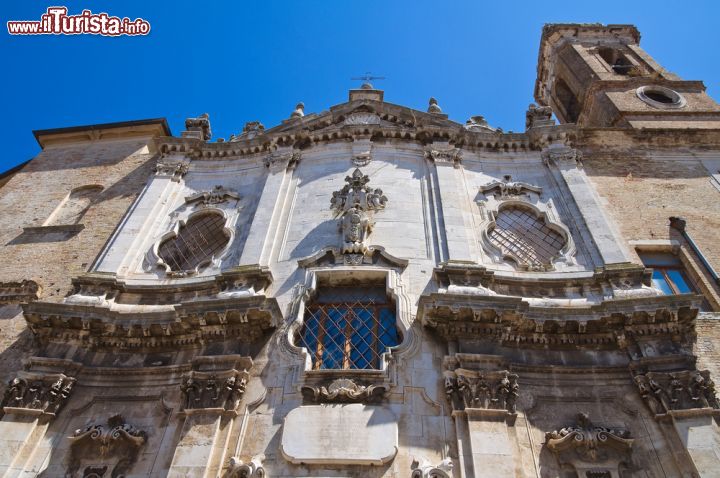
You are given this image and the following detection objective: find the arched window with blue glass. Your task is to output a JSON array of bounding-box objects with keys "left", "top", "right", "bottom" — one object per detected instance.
[{"left": 298, "top": 286, "right": 401, "bottom": 370}]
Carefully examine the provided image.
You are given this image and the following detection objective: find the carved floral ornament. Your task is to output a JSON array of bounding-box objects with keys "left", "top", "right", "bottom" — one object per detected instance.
[
  {"left": 411, "top": 457, "right": 454, "bottom": 478},
  {"left": 479, "top": 174, "right": 543, "bottom": 199},
  {"left": 228, "top": 454, "right": 265, "bottom": 478},
  {"left": 545, "top": 413, "right": 633, "bottom": 475},
  {"left": 0, "top": 374, "right": 75, "bottom": 416},
  {"left": 330, "top": 168, "right": 388, "bottom": 262},
  {"left": 184, "top": 185, "right": 240, "bottom": 207},
  {"left": 633, "top": 369, "right": 719, "bottom": 416}
]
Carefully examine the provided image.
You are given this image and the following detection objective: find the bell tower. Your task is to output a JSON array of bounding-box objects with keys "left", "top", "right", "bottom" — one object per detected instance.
[{"left": 534, "top": 23, "right": 720, "bottom": 128}]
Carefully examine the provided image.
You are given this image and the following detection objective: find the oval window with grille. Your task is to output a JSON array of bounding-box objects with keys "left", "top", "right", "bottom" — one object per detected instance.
[
  {"left": 158, "top": 212, "right": 230, "bottom": 273},
  {"left": 488, "top": 206, "right": 565, "bottom": 270}
]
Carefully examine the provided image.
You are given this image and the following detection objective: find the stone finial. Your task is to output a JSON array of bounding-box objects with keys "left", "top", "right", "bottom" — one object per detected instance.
[
  {"left": 361, "top": 82, "right": 374, "bottom": 90},
  {"left": 465, "top": 115, "right": 498, "bottom": 132},
  {"left": 525, "top": 103, "right": 555, "bottom": 129},
  {"left": 427, "top": 97, "right": 443, "bottom": 114},
  {"left": 183, "top": 113, "right": 212, "bottom": 141},
  {"left": 290, "top": 102, "right": 305, "bottom": 119}
]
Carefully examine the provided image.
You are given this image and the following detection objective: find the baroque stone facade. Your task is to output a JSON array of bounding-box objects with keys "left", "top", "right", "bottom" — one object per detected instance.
[{"left": 0, "top": 23, "right": 719, "bottom": 478}]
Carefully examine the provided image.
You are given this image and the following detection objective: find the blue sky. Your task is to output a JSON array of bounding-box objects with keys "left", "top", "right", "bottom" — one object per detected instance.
[{"left": 2, "top": 1, "right": 719, "bottom": 172}]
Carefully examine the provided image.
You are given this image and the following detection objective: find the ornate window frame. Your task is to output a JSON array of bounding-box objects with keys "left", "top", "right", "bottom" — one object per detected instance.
[
  {"left": 148, "top": 207, "right": 236, "bottom": 277},
  {"left": 477, "top": 179, "right": 576, "bottom": 271},
  {"left": 280, "top": 267, "right": 418, "bottom": 392}
]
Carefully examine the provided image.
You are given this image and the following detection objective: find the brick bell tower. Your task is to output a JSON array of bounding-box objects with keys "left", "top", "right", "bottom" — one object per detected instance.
[{"left": 534, "top": 23, "right": 720, "bottom": 128}]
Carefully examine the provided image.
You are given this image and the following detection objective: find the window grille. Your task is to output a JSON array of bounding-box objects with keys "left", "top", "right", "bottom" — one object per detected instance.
[
  {"left": 158, "top": 212, "right": 229, "bottom": 272},
  {"left": 299, "top": 293, "right": 400, "bottom": 370},
  {"left": 488, "top": 207, "right": 565, "bottom": 269}
]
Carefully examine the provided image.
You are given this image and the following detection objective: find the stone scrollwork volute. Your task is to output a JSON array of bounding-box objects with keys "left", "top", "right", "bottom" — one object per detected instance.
[
  {"left": 545, "top": 413, "right": 633, "bottom": 475},
  {"left": 68, "top": 414, "right": 147, "bottom": 478},
  {"left": 228, "top": 454, "right": 265, "bottom": 478},
  {"left": 479, "top": 174, "right": 543, "bottom": 199},
  {"left": 444, "top": 369, "right": 518, "bottom": 414},
  {"left": 411, "top": 457, "right": 454, "bottom": 478},
  {"left": 180, "top": 370, "right": 248, "bottom": 411},
  {"left": 330, "top": 168, "right": 388, "bottom": 262},
  {"left": 633, "top": 369, "right": 719, "bottom": 416},
  {"left": 301, "top": 378, "right": 388, "bottom": 404},
  {"left": 1, "top": 374, "right": 75, "bottom": 416}
]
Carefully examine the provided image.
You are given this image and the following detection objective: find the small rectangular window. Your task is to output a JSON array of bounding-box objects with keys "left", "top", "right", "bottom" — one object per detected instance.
[{"left": 638, "top": 251, "right": 710, "bottom": 310}]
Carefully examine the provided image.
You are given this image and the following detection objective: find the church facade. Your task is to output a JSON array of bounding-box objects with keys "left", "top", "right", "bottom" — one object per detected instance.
[{"left": 1, "top": 23, "right": 720, "bottom": 477}]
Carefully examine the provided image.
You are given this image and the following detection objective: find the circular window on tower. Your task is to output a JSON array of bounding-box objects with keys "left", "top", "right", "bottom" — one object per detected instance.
[{"left": 636, "top": 85, "right": 686, "bottom": 109}]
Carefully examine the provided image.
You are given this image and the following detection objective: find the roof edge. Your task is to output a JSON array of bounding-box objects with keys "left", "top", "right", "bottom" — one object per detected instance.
[{"left": 33, "top": 118, "right": 171, "bottom": 149}]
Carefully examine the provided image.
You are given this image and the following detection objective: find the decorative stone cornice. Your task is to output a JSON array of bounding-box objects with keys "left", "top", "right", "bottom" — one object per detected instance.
[
  {"left": 420, "top": 292, "right": 698, "bottom": 350},
  {"left": 1, "top": 373, "right": 75, "bottom": 417},
  {"left": 0, "top": 280, "right": 39, "bottom": 304},
  {"left": 633, "top": 369, "right": 719, "bottom": 417},
  {"left": 301, "top": 378, "right": 388, "bottom": 404}
]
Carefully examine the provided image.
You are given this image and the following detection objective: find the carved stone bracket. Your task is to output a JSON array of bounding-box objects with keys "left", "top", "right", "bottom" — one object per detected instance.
[
  {"left": 425, "top": 146, "right": 462, "bottom": 167},
  {"left": 185, "top": 185, "right": 241, "bottom": 207},
  {"left": 301, "top": 378, "right": 388, "bottom": 404},
  {"left": 633, "top": 369, "right": 719, "bottom": 417},
  {"left": 545, "top": 413, "right": 633, "bottom": 476},
  {"left": 1, "top": 374, "right": 75, "bottom": 417},
  {"left": 154, "top": 160, "right": 190, "bottom": 182},
  {"left": 68, "top": 414, "right": 147, "bottom": 478},
  {"left": 228, "top": 454, "right": 266, "bottom": 477},
  {"left": 411, "top": 457, "right": 454, "bottom": 478},
  {"left": 444, "top": 368, "right": 518, "bottom": 415}
]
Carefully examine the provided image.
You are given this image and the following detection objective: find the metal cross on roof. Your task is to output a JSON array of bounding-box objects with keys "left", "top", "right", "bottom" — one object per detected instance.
[{"left": 351, "top": 72, "right": 386, "bottom": 88}]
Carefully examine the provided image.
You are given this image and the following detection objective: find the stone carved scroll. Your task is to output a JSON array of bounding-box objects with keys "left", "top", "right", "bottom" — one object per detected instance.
[
  {"left": 180, "top": 370, "right": 248, "bottom": 411},
  {"left": 330, "top": 168, "right": 388, "bottom": 258},
  {"left": 301, "top": 378, "right": 388, "bottom": 404},
  {"left": 67, "top": 414, "right": 147, "bottom": 478},
  {"left": 479, "top": 174, "right": 543, "bottom": 199},
  {"left": 444, "top": 369, "right": 518, "bottom": 414},
  {"left": 1, "top": 374, "right": 75, "bottom": 416},
  {"left": 633, "top": 370, "right": 719, "bottom": 416},
  {"left": 545, "top": 413, "right": 633, "bottom": 476},
  {"left": 228, "top": 454, "right": 266, "bottom": 478},
  {"left": 411, "top": 457, "right": 453, "bottom": 478}
]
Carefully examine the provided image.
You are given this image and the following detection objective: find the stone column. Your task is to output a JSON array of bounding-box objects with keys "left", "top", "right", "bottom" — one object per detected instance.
[
  {"left": 542, "top": 143, "right": 632, "bottom": 266},
  {"left": 238, "top": 148, "right": 300, "bottom": 267},
  {"left": 427, "top": 144, "right": 476, "bottom": 264}
]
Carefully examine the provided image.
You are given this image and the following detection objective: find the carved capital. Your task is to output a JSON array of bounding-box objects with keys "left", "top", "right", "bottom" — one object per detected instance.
[
  {"left": 180, "top": 370, "right": 248, "bottom": 411},
  {"left": 525, "top": 103, "right": 555, "bottom": 130},
  {"left": 264, "top": 149, "right": 301, "bottom": 170},
  {"left": 301, "top": 378, "right": 388, "bottom": 404},
  {"left": 444, "top": 369, "right": 518, "bottom": 414},
  {"left": 154, "top": 160, "right": 190, "bottom": 181},
  {"left": 1, "top": 374, "right": 75, "bottom": 417},
  {"left": 541, "top": 145, "right": 582, "bottom": 166},
  {"left": 426, "top": 147, "right": 462, "bottom": 167},
  {"left": 633, "top": 369, "right": 719, "bottom": 416}
]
